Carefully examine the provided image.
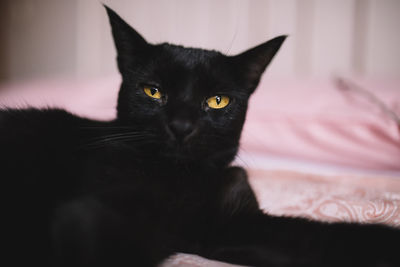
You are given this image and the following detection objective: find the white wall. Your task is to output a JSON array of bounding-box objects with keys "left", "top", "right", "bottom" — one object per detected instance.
[
  {"left": 1, "top": 0, "right": 399, "bottom": 82},
  {"left": 1, "top": 0, "right": 78, "bottom": 81}
]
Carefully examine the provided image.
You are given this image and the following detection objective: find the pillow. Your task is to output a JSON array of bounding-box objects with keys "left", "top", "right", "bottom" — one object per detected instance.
[{"left": 241, "top": 78, "right": 400, "bottom": 172}]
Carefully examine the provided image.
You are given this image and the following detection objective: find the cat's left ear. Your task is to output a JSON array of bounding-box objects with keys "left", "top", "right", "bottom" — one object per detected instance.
[{"left": 231, "top": 35, "right": 287, "bottom": 94}]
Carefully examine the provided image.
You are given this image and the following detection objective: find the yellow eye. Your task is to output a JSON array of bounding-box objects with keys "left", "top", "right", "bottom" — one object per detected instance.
[
  {"left": 206, "top": 95, "right": 230, "bottom": 109},
  {"left": 144, "top": 86, "right": 162, "bottom": 99}
]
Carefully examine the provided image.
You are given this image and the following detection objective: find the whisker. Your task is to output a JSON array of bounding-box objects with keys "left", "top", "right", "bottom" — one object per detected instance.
[
  {"left": 78, "top": 132, "right": 157, "bottom": 150},
  {"left": 88, "top": 135, "right": 150, "bottom": 145},
  {"left": 234, "top": 147, "right": 250, "bottom": 168},
  {"left": 81, "top": 138, "right": 148, "bottom": 150},
  {"left": 79, "top": 126, "right": 137, "bottom": 130},
  {"left": 87, "top": 132, "right": 148, "bottom": 142}
]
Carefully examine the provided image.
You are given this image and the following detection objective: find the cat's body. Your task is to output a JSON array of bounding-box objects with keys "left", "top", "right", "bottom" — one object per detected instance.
[{"left": 2, "top": 6, "right": 399, "bottom": 267}]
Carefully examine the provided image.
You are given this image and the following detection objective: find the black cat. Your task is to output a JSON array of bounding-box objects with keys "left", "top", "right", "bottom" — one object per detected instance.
[{"left": 2, "top": 5, "right": 399, "bottom": 267}]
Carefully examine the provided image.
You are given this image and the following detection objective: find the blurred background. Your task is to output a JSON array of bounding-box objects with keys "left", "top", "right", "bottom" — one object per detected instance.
[
  {"left": 0, "top": 0, "right": 399, "bottom": 83},
  {"left": 0, "top": 0, "right": 399, "bottom": 173}
]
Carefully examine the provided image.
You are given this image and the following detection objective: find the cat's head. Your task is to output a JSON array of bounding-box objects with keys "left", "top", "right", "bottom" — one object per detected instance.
[{"left": 105, "top": 6, "right": 285, "bottom": 168}]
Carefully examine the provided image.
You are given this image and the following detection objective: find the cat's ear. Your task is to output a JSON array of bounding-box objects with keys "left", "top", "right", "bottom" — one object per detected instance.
[
  {"left": 104, "top": 5, "right": 148, "bottom": 72},
  {"left": 231, "top": 35, "right": 287, "bottom": 94}
]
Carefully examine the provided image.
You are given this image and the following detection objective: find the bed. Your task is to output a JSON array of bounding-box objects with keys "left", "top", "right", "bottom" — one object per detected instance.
[{"left": 1, "top": 76, "right": 399, "bottom": 266}]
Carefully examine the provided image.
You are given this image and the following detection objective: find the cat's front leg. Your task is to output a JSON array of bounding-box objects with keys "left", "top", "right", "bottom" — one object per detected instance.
[
  {"left": 209, "top": 209, "right": 400, "bottom": 266},
  {"left": 207, "top": 166, "right": 296, "bottom": 266},
  {"left": 204, "top": 166, "right": 288, "bottom": 266},
  {"left": 217, "top": 166, "right": 262, "bottom": 217}
]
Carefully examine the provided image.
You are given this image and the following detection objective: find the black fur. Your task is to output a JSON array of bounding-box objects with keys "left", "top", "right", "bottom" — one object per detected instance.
[{"left": 2, "top": 6, "right": 399, "bottom": 267}]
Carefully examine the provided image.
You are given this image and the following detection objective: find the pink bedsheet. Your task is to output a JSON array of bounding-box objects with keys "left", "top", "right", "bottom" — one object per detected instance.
[{"left": 249, "top": 169, "right": 400, "bottom": 226}]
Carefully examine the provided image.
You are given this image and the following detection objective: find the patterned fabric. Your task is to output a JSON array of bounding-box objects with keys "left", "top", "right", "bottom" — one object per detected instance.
[
  {"left": 161, "top": 169, "right": 400, "bottom": 267},
  {"left": 249, "top": 170, "right": 400, "bottom": 226},
  {"left": 160, "top": 253, "right": 245, "bottom": 267}
]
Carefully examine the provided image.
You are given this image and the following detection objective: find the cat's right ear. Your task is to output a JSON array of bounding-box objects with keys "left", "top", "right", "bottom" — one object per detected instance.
[{"left": 104, "top": 5, "right": 148, "bottom": 72}]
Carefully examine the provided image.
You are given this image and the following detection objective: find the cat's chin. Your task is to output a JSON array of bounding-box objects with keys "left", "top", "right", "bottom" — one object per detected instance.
[
  {"left": 160, "top": 141, "right": 238, "bottom": 169},
  {"left": 161, "top": 142, "right": 196, "bottom": 161}
]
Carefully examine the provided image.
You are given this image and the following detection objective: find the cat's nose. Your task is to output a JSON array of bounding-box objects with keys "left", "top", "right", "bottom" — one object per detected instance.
[{"left": 168, "top": 119, "right": 195, "bottom": 142}]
